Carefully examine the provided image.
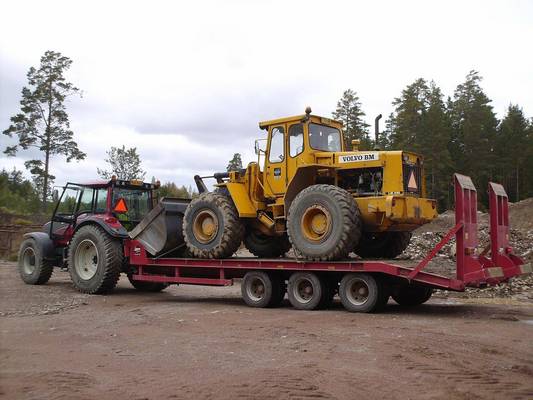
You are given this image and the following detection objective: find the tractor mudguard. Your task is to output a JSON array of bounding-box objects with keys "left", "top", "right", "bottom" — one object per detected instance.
[
  {"left": 75, "top": 218, "right": 129, "bottom": 239},
  {"left": 23, "top": 232, "right": 56, "bottom": 260}
]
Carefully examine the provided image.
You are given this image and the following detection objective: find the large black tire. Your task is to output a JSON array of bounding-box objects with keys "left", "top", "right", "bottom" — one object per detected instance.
[
  {"left": 287, "top": 185, "right": 361, "bottom": 261},
  {"left": 18, "top": 238, "right": 53, "bottom": 285},
  {"left": 244, "top": 229, "right": 291, "bottom": 258},
  {"left": 127, "top": 274, "right": 168, "bottom": 292},
  {"left": 241, "top": 271, "right": 284, "bottom": 308},
  {"left": 338, "top": 273, "right": 387, "bottom": 313},
  {"left": 287, "top": 272, "right": 327, "bottom": 310},
  {"left": 392, "top": 285, "right": 433, "bottom": 306},
  {"left": 354, "top": 232, "right": 412, "bottom": 259},
  {"left": 68, "top": 225, "right": 123, "bottom": 294},
  {"left": 183, "top": 192, "right": 244, "bottom": 259}
]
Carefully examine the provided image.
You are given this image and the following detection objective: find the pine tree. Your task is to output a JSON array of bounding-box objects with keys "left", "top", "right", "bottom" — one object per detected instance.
[
  {"left": 496, "top": 104, "right": 530, "bottom": 202},
  {"left": 449, "top": 71, "right": 498, "bottom": 205},
  {"left": 2, "top": 51, "right": 86, "bottom": 209},
  {"left": 388, "top": 78, "right": 429, "bottom": 152},
  {"left": 332, "top": 89, "right": 370, "bottom": 150},
  {"left": 97, "top": 145, "right": 146, "bottom": 180},
  {"left": 227, "top": 153, "right": 243, "bottom": 172}
]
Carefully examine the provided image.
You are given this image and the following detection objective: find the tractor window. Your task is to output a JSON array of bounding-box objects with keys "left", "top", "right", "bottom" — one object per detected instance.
[
  {"left": 56, "top": 187, "right": 81, "bottom": 216},
  {"left": 289, "top": 124, "right": 304, "bottom": 157},
  {"left": 309, "top": 123, "right": 342, "bottom": 152},
  {"left": 269, "top": 126, "right": 285, "bottom": 163},
  {"left": 78, "top": 188, "right": 94, "bottom": 214},
  {"left": 112, "top": 188, "right": 151, "bottom": 224},
  {"left": 95, "top": 188, "right": 109, "bottom": 213}
]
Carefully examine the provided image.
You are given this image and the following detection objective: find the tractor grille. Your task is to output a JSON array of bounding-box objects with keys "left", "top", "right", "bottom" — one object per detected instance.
[{"left": 403, "top": 162, "right": 422, "bottom": 195}]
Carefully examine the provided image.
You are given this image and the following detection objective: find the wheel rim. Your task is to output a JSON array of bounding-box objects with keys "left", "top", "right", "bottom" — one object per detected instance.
[
  {"left": 293, "top": 277, "right": 314, "bottom": 304},
  {"left": 21, "top": 247, "right": 36, "bottom": 275},
  {"left": 74, "top": 239, "right": 99, "bottom": 280},
  {"left": 192, "top": 209, "right": 219, "bottom": 244},
  {"left": 301, "top": 205, "right": 332, "bottom": 242},
  {"left": 246, "top": 277, "right": 266, "bottom": 301},
  {"left": 346, "top": 278, "right": 369, "bottom": 305}
]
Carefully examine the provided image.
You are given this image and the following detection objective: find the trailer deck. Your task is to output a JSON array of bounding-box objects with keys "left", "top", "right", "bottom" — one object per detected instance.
[{"left": 125, "top": 174, "right": 530, "bottom": 312}]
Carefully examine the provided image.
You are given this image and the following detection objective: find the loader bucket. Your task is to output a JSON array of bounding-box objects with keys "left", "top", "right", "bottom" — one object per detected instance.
[{"left": 128, "top": 197, "right": 190, "bottom": 256}]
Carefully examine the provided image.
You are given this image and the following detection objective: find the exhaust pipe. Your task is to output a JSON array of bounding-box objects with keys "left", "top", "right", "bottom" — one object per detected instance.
[{"left": 374, "top": 114, "right": 382, "bottom": 150}]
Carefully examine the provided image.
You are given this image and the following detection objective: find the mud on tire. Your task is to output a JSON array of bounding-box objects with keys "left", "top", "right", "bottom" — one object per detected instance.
[
  {"left": 287, "top": 184, "right": 362, "bottom": 261},
  {"left": 354, "top": 231, "right": 412, "bottom": 259},
  {"left": 183, "top": 192, "right": 244, "bottom": 258},
  {"left": 68, "top": 225, "right": 123, "bottom": 294},
  {"left": 18, "top": 238, "right": 54, "bottom": 285}
]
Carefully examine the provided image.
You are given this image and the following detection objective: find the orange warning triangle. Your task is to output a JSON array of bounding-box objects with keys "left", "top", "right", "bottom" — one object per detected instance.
[
  {"left": 114, "top": 198, "right": 128, "bottom": 213},
  {"left": 408, "top": 171, "right": 418, "bottom": 190}
]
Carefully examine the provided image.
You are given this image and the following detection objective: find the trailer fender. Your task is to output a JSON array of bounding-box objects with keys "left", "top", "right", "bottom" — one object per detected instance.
[{"left": 22, "top": 232, "right": 56, "bottom": 260}]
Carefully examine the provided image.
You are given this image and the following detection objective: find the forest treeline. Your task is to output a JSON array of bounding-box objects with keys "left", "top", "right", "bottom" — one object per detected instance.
[{"left": 333, "top": 70, "right": 532, "bottom": 209}]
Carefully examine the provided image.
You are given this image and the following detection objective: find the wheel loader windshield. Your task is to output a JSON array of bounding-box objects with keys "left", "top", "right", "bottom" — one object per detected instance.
[{"left": 309, "top": 123, "right": 342, "bottom": 152}]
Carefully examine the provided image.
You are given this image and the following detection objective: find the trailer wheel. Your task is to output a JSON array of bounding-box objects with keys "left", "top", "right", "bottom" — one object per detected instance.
[
  {"left": 127, "top": 274, "right": 169, "bottom": 292},
  {"left": 392, "top": 285, "right": 433, "bottom": 306},
  {"left": 354, "top": 232, "right": 412, "bottom": 259},
  {"left": 68, "top": 225, "right": 123, "bottom": 294},
  {"left": 339, "top": 273, "right": 386, "bottom": 313},
  {"left": 287, "top": 185, "right": 361, "bottom": 261},
  {"left": 241, "top": 271, "right": 282, "bottom": 308},
  {"left": 287, "top": 272, "right": 326, "bottom": 310},
  {"left": 244, "top": 229, "right": 291, "bottom": 258},
  {"left": 183, "top": 192, "right": 244, "bottom": 259},
  {"left": 18, "top": 239, "right": 54, "bottom": 285}
]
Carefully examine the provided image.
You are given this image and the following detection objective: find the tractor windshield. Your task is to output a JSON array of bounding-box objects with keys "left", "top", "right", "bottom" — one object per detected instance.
[
  {"left": 309, "top": 123, "right": 342, "bottom": 152},
  {"left": 111, "top": 188, "right": 151, "bottom": 228}
]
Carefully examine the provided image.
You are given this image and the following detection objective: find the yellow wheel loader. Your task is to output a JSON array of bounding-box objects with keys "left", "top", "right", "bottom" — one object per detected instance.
[{"left": 183, "top": 107, "right": 438, "bottom": 260}]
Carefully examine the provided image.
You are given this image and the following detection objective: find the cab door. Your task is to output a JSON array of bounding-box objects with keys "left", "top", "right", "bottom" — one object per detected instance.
[
  {"left": 264, "top": 125, "right": 287, "bottom": 197},
  {"left": 286, "top": 122, "right": 304, "bottom": 185}
]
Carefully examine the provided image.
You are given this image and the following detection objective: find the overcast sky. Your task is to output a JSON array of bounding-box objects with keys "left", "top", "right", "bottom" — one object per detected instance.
[{"left": 1, "top": 0, "right": 532, "bottom": 189}]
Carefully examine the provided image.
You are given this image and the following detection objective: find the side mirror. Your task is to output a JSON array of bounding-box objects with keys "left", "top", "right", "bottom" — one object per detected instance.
[
  {"left": 254, "top": 140, "right": 259, "bottom": 155},
  {"left": 52, "top": 189, "right": 59, "bottom": 203}
]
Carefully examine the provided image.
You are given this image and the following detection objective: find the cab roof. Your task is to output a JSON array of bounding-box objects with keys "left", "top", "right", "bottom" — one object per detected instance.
[
  {"left": 66, "top": 179, "right": 155, "bottom": 190},
  {"left": 259, "top": 114, "right": 343, "bottom": 130}
]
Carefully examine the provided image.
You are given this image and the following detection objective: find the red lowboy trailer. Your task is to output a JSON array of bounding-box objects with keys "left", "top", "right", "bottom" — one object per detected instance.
[{"left": 125, "top": 174, "right": 530, "bottom": 313}]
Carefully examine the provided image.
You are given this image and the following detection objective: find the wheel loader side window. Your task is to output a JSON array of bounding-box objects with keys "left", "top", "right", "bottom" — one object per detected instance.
[
  {"left": 269, "top": 127, "right": 285, "bottom": 163},
  {"left": 309, "top": 123, "right": 342, "bottom": 152},
  {"left": 289, "top": 124, "right": 304, "bottom": 157}
]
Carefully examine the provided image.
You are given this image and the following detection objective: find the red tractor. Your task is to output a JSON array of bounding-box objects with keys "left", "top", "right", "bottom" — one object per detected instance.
[{"left": 18, "top": 177, "right": 188, "bottom": 294}]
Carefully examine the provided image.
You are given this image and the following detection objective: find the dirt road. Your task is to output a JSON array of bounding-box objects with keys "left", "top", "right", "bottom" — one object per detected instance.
[{"left": 1, "top": 261, "right": 532, "bottom": 400}]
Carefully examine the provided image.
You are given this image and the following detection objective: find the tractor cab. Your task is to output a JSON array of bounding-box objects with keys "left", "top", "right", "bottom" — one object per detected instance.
[{"left": 46, "top": 177, "right": 157, "bottom": 247}]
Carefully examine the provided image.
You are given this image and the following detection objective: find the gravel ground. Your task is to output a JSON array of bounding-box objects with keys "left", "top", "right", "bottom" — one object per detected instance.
[{"left": 1, "top": 260, "right": 533, "bottom": 400}]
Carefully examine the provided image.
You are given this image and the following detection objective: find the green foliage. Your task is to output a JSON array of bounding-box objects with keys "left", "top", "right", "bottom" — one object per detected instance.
[
  {"left": 332, "top": 89, "right": 371, "bottom": 150},
  {"left": 227, "top": 153, "right": 243, "bottom": 172},
  {"left": 97, "top": 145, "right": 146, "bottom": 180},
  {"left": 0, "top": 168, "right": 42, "bottom": 214},
  {"left": 157, "top": 182, "right": 196, "bottom": 199},
  {"left": 2, "top": 51, "right": 85, "bottom": 209}
]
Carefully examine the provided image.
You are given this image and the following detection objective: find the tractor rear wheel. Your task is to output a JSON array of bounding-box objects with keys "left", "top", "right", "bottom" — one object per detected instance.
[
  {"left": 68, "top": 225, "right": 123, "bottom": 294},
  {"left": 183, "top": 192, "right": 244, "bottom": 258},
  {"left": 287, "top": 185, "right": 361, "bottom": 261},
  {"left": 354, "top": 231, "right": 412, "bottom": 259},
  {"left": 18, "top": 238, "right": 54, "bottom": 285},
  {"left": 244, "top": 229, "right": 291, "bottom": 258}
]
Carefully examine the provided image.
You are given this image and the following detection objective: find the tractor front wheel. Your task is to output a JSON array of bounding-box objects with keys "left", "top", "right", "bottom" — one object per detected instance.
[
  {"left": 68, "top": 225, "right": 123, "bottom": 294},
  {"left": 18, "top": 239, "right": 54, "bottom": 285}
]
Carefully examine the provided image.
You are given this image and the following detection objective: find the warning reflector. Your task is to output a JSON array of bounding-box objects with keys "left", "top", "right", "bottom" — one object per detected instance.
[
  {"left": 113, "top": 198, "right": 128, "bottom": 213},
  {"left": 408, "top": 171, "right": 418, "bottom": 191}
]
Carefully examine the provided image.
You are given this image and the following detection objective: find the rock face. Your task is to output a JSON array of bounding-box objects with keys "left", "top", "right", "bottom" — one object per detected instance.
[{"left": 395, "top": 198, "right": 533, "bottom": 301}]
